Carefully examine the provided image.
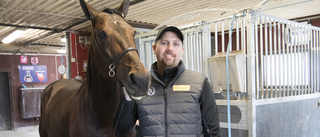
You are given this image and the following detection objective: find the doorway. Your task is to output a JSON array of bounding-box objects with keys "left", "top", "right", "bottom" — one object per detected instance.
[{"left": 0, "top": 72, "right": 12, "bottom": 130}]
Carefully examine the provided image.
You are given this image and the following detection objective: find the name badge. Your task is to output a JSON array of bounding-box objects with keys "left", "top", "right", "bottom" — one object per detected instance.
[{"left": 173, "top": 85, "right": 190, "bottom": 91}]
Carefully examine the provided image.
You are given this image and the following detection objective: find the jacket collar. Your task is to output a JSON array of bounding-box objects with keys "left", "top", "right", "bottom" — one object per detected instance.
[{"left": 150, "top": 60, "right": 185, "bottom": 86}]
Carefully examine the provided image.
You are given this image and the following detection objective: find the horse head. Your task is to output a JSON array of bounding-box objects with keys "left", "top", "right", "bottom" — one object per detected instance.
[{"left": 79, "top": 0, "right": 149, "bottom": 100}]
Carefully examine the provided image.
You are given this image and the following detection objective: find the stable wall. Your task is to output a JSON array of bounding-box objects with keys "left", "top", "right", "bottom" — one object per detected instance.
[
  {"left": 68, "top": 33, "right": 90, "bottom": 80},
  {"left": 0, "top": 54, "right": 66, "bottom": 129}
]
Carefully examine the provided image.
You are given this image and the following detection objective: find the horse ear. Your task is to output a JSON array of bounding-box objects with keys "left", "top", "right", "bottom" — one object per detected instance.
[
  {"left": 116, "top": 0, "right": 130, "bottom": 18},
  {"left": 79, "top": 0, "right": 97, "bottom": 20}
]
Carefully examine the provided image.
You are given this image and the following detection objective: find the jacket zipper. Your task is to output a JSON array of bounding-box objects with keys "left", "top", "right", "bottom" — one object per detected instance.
[{"left": 164, "top": 79, "right": 168, "bottom": 137}]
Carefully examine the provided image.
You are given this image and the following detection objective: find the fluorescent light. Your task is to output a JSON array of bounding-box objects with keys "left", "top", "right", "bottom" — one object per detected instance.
[
  {"left": 2, "top": 30, "right": 26, "bottom": 44},
  {"left": 61, "top": 37, "right": 67, "bottom": 43},
  {"left": 56, "top": 49, "right": 66, "bottom": 53}
]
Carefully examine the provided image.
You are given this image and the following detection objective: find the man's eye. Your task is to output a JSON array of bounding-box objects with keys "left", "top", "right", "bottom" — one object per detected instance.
[
  {"left": 161, "top": 42, "right": 168, "bottom": 45},
  {"left": 174, "top": 43, "right": 180, "bottom": 46}
]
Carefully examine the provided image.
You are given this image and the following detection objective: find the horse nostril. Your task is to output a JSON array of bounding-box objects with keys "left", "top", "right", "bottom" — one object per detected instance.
[{"left": 129, "top": 73, "right": 137, "bottom": 86}]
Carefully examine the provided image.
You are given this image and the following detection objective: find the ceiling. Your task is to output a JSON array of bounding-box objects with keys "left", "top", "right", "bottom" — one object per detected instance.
[{"left": 0, "top": 0, "right": 320, "bottom": 54}]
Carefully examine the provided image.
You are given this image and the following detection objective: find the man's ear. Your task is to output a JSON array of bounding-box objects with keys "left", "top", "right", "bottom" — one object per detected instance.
[{"left": 152, "top": 44, "right": 156, "bottom": 53}]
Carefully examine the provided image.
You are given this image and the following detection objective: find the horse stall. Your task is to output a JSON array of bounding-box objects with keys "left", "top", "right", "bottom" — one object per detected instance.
[{"left": 135, "top": 11, "right": 320, "bottom": 137}]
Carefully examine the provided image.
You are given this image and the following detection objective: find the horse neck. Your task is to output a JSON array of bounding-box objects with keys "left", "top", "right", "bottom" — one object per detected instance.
[{"left": 86, "top": 53, "right": 121, "bottom": 127}]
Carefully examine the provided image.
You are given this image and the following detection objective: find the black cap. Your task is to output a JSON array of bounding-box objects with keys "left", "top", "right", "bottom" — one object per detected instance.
[{"left": 155, "top": 26, "right": 184, "bottom": 43}]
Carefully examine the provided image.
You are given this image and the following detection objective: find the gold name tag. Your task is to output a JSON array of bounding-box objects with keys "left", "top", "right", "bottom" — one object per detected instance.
[{"left": 173, "top": 85, "right": 190, "bottom": 91}]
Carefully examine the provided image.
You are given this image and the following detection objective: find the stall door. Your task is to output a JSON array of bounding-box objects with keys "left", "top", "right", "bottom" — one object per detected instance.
[{"left": 0, "top": 72, "right": 12, "bottom": 130}]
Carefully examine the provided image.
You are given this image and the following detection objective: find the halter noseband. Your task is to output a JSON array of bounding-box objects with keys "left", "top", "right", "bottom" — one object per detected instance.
[{"left": 92, "top": 32, "right": 138, "bottom": 77}]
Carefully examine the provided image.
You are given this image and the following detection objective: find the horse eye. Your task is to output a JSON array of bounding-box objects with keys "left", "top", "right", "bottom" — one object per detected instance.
[{"left": 98, "top": 31, "right": 107, "bottom": 40}]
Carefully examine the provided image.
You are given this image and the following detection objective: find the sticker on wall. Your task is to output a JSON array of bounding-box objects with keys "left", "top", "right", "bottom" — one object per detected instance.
[
  {"left": 18, "top": 65, "right": 48, "bottom": 83},
  {"left": 31, "top": 57, "right": 38, "bottom": 65},
  {"left": 20, "top": 55, "right": 28, "bottom": 63}
]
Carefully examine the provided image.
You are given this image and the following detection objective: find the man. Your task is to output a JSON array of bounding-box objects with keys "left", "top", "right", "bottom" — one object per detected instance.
[{"left": 114, "top": 26, "right": 220, "bottom": 137}]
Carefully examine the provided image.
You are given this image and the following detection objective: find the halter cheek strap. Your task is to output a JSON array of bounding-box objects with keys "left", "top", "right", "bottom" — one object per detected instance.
[
  {"left": 92, "top": 32, "right": 139, "bottom": 77},
  {"left": 108, "top": 47, "right": 138, "bottom": 77}
]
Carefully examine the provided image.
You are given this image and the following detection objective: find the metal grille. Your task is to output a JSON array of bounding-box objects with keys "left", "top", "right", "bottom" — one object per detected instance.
[
  {"left": 136, "top": 11, "right": 320, "bottom": 100},
  {"left": 252, "top": 13, "right": 320, "bottom": 99},
  {"left": 208, "top": 11, "right": 320, "bottom": 99}
]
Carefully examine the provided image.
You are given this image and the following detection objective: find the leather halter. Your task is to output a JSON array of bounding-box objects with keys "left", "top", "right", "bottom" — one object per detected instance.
[{"left": 92, "top": 31, "right": 138, "bottom": 77}]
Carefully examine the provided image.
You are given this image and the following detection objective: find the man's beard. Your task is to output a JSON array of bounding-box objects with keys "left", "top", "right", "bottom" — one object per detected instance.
[
  {"left": 160, "top": 58, "right": 176, "bottom": 68},
  {"left": 160, "top": 50, "right": 177, "bottom": 68}
]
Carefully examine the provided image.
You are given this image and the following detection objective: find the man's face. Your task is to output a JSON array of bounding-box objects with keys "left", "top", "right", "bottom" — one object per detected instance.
[{"left": 153, "top": 31, "right": 184, "bottom": 70}]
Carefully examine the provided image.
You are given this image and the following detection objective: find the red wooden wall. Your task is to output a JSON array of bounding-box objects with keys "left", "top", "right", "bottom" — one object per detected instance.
[
  {"left": 68, "top": 33, "right": 90, "bottom": 80},
  {"left": 0, "top": 54, "right": 66, "bottom": 129}
]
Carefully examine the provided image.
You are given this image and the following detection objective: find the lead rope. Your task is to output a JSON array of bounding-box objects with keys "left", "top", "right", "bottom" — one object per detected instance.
[{"left": 113, "top": 87, "right": 126, "bottom": 133}]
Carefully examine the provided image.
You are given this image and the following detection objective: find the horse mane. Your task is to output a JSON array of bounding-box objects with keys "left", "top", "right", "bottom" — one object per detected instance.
[
  {"left": 102, "top": 8, "right": 123, "bottom": 18},
  {"left": 86, "top": 48, "right": 92, "bottom": 91}
]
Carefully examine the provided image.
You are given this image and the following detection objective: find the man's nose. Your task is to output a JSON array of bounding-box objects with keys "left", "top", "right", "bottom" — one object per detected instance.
[{"left": 166, "top": 43, "right": 173, "bottom": 51}]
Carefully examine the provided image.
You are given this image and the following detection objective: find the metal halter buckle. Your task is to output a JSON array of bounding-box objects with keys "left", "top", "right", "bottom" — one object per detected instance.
[{"left": 108, "top": 64, "right": 116, "bottom": 77}]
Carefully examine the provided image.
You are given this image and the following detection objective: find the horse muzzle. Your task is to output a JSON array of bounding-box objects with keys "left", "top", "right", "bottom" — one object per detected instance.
[{"left": 124, "top": 72, "right": 150, "bottom": 100}]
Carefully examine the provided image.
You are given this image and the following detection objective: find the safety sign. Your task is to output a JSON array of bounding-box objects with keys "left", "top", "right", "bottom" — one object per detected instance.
[{"left": 18, "top": 65, "right": 48, "bottom": 83}]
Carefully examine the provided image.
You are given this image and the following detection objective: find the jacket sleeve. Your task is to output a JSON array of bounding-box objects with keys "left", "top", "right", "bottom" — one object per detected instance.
[
  {"left": 113, "top": 96, "right": 138, "bottom": 136},
  {"left": 200, "top": 78, "right": 221, "bottom": 137}
]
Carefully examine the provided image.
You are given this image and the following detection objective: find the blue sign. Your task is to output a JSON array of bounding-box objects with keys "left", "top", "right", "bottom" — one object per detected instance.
[{"left": 18, "top": 65, "right": 48, "bottom": 83}]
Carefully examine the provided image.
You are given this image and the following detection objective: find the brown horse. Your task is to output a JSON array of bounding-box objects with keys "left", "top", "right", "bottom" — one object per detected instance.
[{"left": 39, "top": 0, "right": 149, "bottom": 137}]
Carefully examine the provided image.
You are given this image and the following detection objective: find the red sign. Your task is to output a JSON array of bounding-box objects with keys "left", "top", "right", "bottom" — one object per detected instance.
[
  {"left": 36, "top": 72, "right": 46, "bottom": 82},
  {"left": 20, "top": 55, "right": 28, "bottom": 63}
]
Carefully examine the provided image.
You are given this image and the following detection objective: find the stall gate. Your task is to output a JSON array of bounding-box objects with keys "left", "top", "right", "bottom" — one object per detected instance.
[
  {"left": 208, "top": 11, "right": 320, "bottom": 137},
  {"left": 135, "top": 11, "right": 320, "bottom": 137}
]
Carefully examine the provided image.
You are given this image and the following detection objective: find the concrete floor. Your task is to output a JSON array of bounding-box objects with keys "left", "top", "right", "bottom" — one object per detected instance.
[{"left": 0, "top": 126, "right": 39, "bottom": 137}]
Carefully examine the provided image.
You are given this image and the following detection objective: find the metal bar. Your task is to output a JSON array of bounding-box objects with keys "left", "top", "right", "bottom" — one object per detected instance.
[
  {"left": 316, "top": 30, "right": 319, "bottom": 93},
  {"left": 183, "top": 34, "right": 188, "bottom": 69},
  {"left": 237, "top": 19, "right": 240, "bottom": 51},
  {"left": 302, "top": 27, "right": 307, "bottom": 94},
  {"left": 147, "top": 40, "right": 153, "bottom": 70},
  {"left": 191, "top": 33, "right": 195, "bottom": 70},
  {"left": 290, "top": 24, "right": 294, "bottom": 96},
  {"left": 269, "top": 18, "right": 273, "bottom": 98},
  {"left": 255, "top": 16, "right": 260, "bottom": 99},
  {"left": 297, "top": 25, "right": 301, "bottom": 95},
  {"left": 243, "top": 14, "right": 247, "bottom": 94},
  {"left": 247, "top": 12, "right": 257, "bottom": 137},
  {"left": 199, "top": 32, "right": 203, "bottom": 73},
  {"left": 281, "top": 22, "right": 286, "bottom": 97},
  {"left": 307, "top": 29, "right": 311, "bottom": 94},
  {"left": 273, "top": 19, "right": 278, "bottom": 97},
  {"left": 287, "top": 24, "right": 291, "bottom": 96},
  {"left": 205, "top": 25, "right": 212, "bottom": 77},
  {"left": 264, "top": 17, "right": 269, "bottom": 98},
  {"left": 260, "top": 17, "right": 264, "bottom": 99},
  {"left": 229, "top": 20, "right": 232, "bottom": 52},
  {"left": 194, "top": 32, "right": 198, "bottom": 72},
  {"left": 222, "top": 22, "right": 225, "bottom": 52},
  {"left": 311, "top": 30, "right": 315, "bottom": 93},
  {"left": 196, "top": 32, "right": 200, "bottom": 73},
  {"left": 293, "top": 24, "right": 298, "bottom": 95},
  {"left": 215, "top": 23, "right": 218, "bottom": 54},
  {"left": 277, "top": 20, "right": 282, "bottom": 97}
]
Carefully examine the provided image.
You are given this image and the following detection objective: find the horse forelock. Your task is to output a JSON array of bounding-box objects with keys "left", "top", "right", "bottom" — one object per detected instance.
[{"left": 102, "top": 8, "right": 123, "bottom": 18}]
